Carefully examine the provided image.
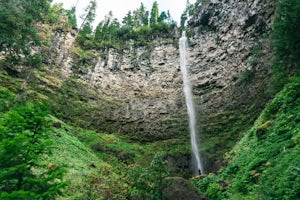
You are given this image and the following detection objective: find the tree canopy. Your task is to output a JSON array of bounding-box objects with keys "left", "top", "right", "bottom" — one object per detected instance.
[
  {"left": 0, "top": 0, "right": 50, "bottom": 62},
  {"left": 150, "top": 1, "right": 159, "bottom": 26},
  {"left": 78, "top": 1, "right": 176, "bottom": 50}
]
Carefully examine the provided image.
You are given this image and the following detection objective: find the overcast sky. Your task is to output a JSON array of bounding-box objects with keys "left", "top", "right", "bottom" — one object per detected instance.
[{"left": 52, "top": 0, "right": 196, "bottom": 27}]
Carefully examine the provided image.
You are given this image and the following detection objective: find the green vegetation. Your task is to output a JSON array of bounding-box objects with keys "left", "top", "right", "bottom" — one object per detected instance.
[
  {"left": 150, "top": 1, "right": 159, "bottom": 26},
  {"left": 0, "top": 80, "right": 187, "bottom": 199},
  {"left": 0, "top": 69, "right": 188, "bottom": 199},
  {"left": 194, "top": 76, "right": 300, "bottom": 199},
  {"left": 77, "top": 0, "right": 97, "bottom": 49},
  {"left": 75, "top": 129, "right": 179, "bottom": 199},
  {"left": 271, "top": 0, "right": 300, "bottom": 92},
  {"left": 0, "top": 102, "right": 68, "bottom": 199},
  {"left": 180, "top": 0, "right": 204, "bottom": 29},
  {"left": 78, "top": 1, "right": 176, "bottom": 50},
  {"left": 0, "top": 0, "right": 50, "bottom": 64}
]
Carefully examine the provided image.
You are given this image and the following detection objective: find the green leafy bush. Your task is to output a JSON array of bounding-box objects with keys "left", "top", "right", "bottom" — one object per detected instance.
[
  {"left": 271, "top": 0, "right": 300, "bottom": 92},
  {"left": 0, "top": 87, "right": 16, "bottom": 113},
  {"left": 0, "top": 103, "right": 68, "bottom": 199},
  {"left": 126, "top": 152, "right": 170, "bottom": 200}
]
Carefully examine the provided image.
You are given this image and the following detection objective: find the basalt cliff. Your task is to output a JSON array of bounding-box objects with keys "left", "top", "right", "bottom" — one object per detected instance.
[{"left": 42, "top": 0, "right": 276, "bottom": 173}]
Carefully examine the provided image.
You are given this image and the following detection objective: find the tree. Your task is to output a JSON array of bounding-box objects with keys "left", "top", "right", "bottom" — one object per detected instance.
[
  {"left": 94, "top": 11, "right": 121, "bottom": 48},
  {"left": 78, "top": 0, "right": 97, "bottom": 31},
  {"left": 150, "top": 1, "right": 159, "bottom": 26},
  {"left": 134, "top": 3, "right": 149, "bottom": 27},
  {"left": 148, "top": 153, "right": 170, "bottom": 200},
  {"left": 271, "top": 0, "right": 300, "bottom": 92},
  {"left": 77, "top": 0, "right": 97, "bottom": 47},
  {"left": 0, "top": 103, "right": 68, "bottom": 199},
  {"left": 127, "top": 152, "right": 170, "bottom": 199},
  {"left": 166, "top": 11, "right": 173, "bottom": 23},
  {"left": 125, "top": 3, "right": 150, "bottom": 29},
  {"left": 180, "top": 0, "right": 203, "bottom": 29},
  {"left": 158, "top": 11, "right": 168, "bottom": 23},
  {"left": 122, "top": 11, "right": 134, "bottom": 28},
  {"left": 65, "top": 6, "right": 77, "bottom": 29},
  {"left": 180, "top": 10, "right": 188, "bottom": 29},
  {"left": 0, "top": 0, "right": 50, "bottom": 63}
]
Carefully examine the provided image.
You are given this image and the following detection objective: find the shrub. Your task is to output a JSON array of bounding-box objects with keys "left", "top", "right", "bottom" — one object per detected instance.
[
  {"left": 271, "top": 0, "right": 300, "bottom": 92},
  {"left": 0, "top": 103, "right": 68, "bottom": 199},
  {"left": 127, "top": 152, "right": 170, "bottom": 200}
]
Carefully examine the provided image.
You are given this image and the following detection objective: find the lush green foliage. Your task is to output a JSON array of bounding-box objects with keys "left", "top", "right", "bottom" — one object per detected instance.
[
  {"left": 0, "top": 103, "right": 68, "bottom": 199},
  {"left": 3, "top": 1, "right": 299, "bottom": 199},
  {"left": 45, "top": 3, "right": 77, "bottom": 31},
  {"left": 0, "top": 0, "right": 49, "bottom": 63},
  {"left": 125, "top": 152, "right": 170, "bottom": 199},
  {"left": 271, "top": 0, "right": 300, "bottom": 92},
  {"left": 0, "top": 87, "right": 16, "bottom": 113},
  {"left": 77, "top": 1, "right": 176, "bottom": 50},
  {"left": 64, "top": 7, "right": 77, "bottom": 30},
  {"left": 73, "top": 128, "right": 190, "bottom": 199},
  {"left": 150, "top": 1, "right": 159, "bottom": 26},
  {"left": 180, "top": 0, "right": 204, "bottom": 29},
  {"left": 194, "top": 76, "right": 300, "bottom": 199}
]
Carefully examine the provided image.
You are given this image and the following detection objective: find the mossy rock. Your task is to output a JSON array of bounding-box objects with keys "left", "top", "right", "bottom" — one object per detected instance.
[{"left": 256, "top": 120, "right": 272, "bottom": 139}]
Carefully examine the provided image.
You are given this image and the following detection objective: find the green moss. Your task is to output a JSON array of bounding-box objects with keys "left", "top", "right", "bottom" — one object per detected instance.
[
  {"left": 0, "top": 87, "right": 16, "bottom": 113},
  {"left": 43, "top": 77, "right": 123, "bottom": 133}
]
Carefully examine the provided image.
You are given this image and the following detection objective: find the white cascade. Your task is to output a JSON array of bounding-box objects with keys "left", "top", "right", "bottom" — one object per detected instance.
[{"left": 179, "top": 31, "right": 204, "bottom": 175}]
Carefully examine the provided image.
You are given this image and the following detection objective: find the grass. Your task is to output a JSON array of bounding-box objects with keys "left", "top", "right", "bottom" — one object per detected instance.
[{"left": 42, "top": 118, "right": 109, "bottom": 199}]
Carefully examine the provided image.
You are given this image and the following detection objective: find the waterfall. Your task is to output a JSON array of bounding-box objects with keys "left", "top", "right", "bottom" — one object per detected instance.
[{"left": 179, "top": 31, "right": 204, "bottom": 175}]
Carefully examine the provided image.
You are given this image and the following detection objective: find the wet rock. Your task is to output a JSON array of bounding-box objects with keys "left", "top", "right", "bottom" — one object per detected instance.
[
  {"left": 52, "top": 122, "right": 62, "bottom": 129},
  {"left": 163, "top": 177, "right": 205, "bottom": 200}
]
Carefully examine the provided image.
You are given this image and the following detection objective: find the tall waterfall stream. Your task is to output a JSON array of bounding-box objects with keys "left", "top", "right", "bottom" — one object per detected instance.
[{"left": 179, "top": 31, "right": 204, "bottom": 175}]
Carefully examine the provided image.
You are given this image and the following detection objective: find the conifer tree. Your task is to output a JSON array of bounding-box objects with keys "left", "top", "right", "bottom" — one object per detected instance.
[
  {"left": 150, "top": 1, "right": 159, "bottom": 26},
  {"left": 0, "top": 104, "right": 68, "bottom": 199},
  {"left": 122, "top": 11, "right": 134, "bottom": 28},
  {"left": 94, "top": 11, "right": 120, "bottom": 46},
  {"left": 78, "top": 0, "right": 97, "bottom": 31},
  {"left": 0, "top": 0, "right": 50, "bottom": 62},
  {"left": 158, "top": 11, "right": 168, "bottom": 23},
  {"left": 134, "top": 3, "right": 149, "bottom": 27},
  {"left": 77, "top": 0, "right": 97, "bottom": 47},
  {"left": 65, "top": 6, "right": 77, "bottom": 29}
]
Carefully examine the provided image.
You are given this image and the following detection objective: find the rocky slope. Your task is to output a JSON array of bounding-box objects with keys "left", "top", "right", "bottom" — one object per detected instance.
[{"left": 46, "top": 0, "right": 275, "bottom": 173}]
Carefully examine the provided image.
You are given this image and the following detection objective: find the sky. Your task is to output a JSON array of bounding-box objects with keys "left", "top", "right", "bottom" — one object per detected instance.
[{"left": 51, "top": 0, "right": 196, "bottom": 27}]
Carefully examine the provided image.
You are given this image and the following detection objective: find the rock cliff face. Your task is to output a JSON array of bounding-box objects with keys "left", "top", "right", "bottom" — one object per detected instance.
[
  {"left": 188, "top": 0, "right": 274, "bottom": 93},
  {"left": 48, "top": 33, "right": 189, "bottom": 141},
  {"left": 85, "top": 41, "right": 188, "bottom": 141},
  {"left": 49, "top": 0, "right": 275, "bottom": 172},
  {"left": 187, "top": 0, "right": 275, "bottom": 172}
]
